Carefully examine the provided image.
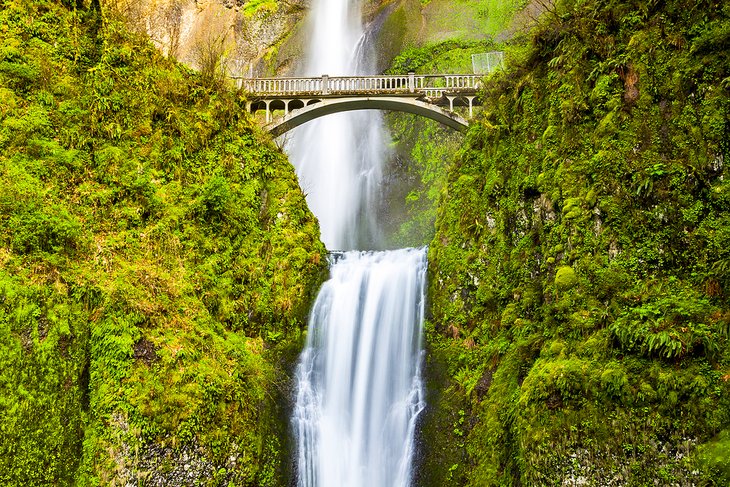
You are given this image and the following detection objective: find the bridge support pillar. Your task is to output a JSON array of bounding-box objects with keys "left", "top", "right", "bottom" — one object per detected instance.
[
  {"left": 466, "top": 96, "right": 476, "bottom": 117},
  {"left": 446, "top": 96, "right": 456, "bottom": 112},
  {"left": 264, "top": 100, "right": 272, "bottom": 123}
]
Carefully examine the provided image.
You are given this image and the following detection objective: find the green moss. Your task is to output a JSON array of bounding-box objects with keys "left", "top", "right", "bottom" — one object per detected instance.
[
  {"left": 0, "top": 1, "right": 326, "bottom": 484},
  {"left": 554, "top": 266, "right": 578, "bottom": 290},
  {"left": 424, "top": 0, "right": 730, "bottom": 484},
  {"left": 387, "top": 39, "right": 498, "bottom": 75}
]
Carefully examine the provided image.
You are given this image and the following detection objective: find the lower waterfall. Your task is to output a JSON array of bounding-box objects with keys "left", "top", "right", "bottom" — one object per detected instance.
[{"left": 293, "top": 248, "right": 427, "bottom": 487}]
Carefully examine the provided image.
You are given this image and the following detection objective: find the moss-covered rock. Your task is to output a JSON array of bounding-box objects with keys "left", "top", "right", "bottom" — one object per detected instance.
[
  {"left": 424, "top": 0, "right": 730, "bottom": 484},
  {"left": 554, "top": 265, "right": 578, "bottom": 290},
  {"left": 0, "top": 1, "right": 326, "bottom": 485}
]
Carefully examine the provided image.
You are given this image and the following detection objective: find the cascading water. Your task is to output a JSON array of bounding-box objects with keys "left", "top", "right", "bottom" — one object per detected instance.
[
  {"left": 288, "top": 0, "right": 426, "bottom": 484},
  {"left": 293, "top": 249, "right": 426, "bottom": 487},
  {"left": 288, "top": 0, "right": 386, "bottom": 250}
]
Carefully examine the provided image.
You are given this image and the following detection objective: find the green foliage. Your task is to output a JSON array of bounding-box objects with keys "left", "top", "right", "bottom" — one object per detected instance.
[
  {"left": 424, "top": 0, "right": 730, "bottom": 484},
  {"left": 387, "top": 39, "right": 498, "bottom": 75},
  {"left": 610, "top": 282, "right": 721, "bottom": 359},
  {"left": 0, "top": 0, "right": 326, "bottom": 484},
  {"left": 412, "top": 0, "right": 526, "bottom": 45}
]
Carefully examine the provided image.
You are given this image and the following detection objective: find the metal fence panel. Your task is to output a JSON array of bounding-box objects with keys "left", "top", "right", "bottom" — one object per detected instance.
[{"left": 471, "top": 51, "right": 505, "bottom": 74}]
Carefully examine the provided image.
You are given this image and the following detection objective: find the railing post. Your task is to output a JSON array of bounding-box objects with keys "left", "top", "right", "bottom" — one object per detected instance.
[
  {"left": 322, "top": 74, "right": 329, "bottom": 95},
  {"left": 408, "top": 72, "right": 415, "bottom": 93}
]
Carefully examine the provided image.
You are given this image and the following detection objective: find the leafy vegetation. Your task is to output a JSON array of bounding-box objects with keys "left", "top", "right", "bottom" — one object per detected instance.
[
  {"left": 381, "top": 39, "right": 501, "bottom": 249},
  {"left": 387, "top": 39, "right": 499, "bottom": 75},
  {"left": 0, "top": 0, "right": 326, "bottom": 485},
  {"left": 422, "top": 0, "right": 730, "bottom": 484}
]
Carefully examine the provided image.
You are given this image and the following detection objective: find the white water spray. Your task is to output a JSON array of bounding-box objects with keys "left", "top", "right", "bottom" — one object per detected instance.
[
  {"left": 288, "top": 0, "right": 426, "bottom": 485},
  {"left": 288, "top": 0, "right": 386, "bottom": 250},
  {"left": 293, "top": 249, "right": 426, "bottom": 487}
]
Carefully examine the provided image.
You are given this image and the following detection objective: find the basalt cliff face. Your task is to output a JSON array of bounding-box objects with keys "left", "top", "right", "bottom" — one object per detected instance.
[{"left": 105, "top": 0, "right": 310, "bottom": 76}]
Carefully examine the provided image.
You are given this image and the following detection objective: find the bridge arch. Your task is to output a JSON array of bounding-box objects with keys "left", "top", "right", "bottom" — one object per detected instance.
[{"left": 265, "top": 97, "right": 470, "bottom": 137}]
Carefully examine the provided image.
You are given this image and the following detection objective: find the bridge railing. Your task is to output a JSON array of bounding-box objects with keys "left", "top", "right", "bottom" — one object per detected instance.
[{"left": 235, "top": 74, "right": 483, "bottom": 96}]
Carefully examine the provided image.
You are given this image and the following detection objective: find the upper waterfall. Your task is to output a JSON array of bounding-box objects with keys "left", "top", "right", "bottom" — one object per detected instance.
[{"left": 287, "top": 0, "right": 387, "bottom": 250}]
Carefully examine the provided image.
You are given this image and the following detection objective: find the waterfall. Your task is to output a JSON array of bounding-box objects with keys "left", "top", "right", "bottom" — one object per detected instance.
[
  {"left": 288, "top": 0, "right": 426, "bottom": 484},
  {"left": 287, "top": 0, "right": 386, "bottom": 250},
  {"left": 293, "top": 249, "right": 426, "bottom": 487}
]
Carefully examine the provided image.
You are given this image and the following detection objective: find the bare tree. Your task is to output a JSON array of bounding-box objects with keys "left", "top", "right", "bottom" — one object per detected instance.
[
  {"left": 160, "top": 0, "right": 185, "bottom": 59},
  {"left": 193, "top": 29, "right": 232, "bottom": 89}
]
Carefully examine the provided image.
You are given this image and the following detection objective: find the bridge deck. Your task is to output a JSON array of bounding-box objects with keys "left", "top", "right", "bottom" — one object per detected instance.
[
  {"left": 236, "top": 73, "right": 488, "bottom": 134},
  {"left": 234, "top": 74, "right": 482, "bottom": 98}
]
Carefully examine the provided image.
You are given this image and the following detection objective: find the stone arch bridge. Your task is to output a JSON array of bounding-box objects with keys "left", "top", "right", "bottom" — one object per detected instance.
[{"left": 235, "top": 73, "right": 484, "bottom": 137}]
